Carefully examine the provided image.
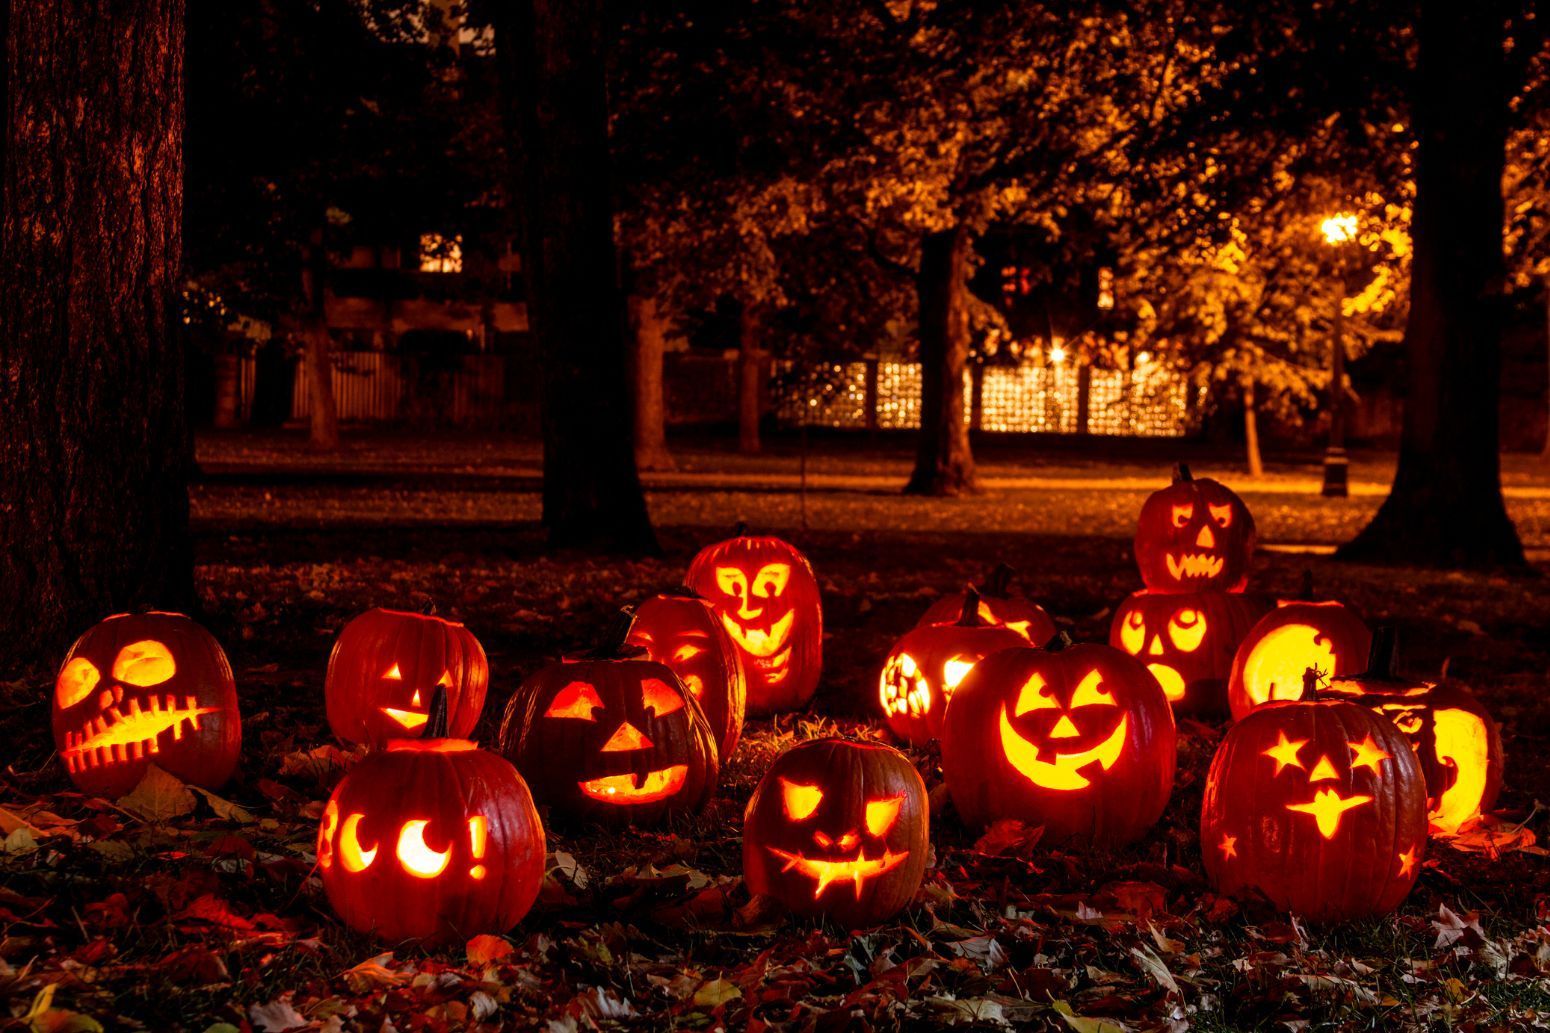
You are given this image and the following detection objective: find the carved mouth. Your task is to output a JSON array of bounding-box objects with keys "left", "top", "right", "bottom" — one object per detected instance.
[
  {"left": 577, "top": 765, "right": 688, "bottom": 805},
  {"left": 1164, "top": 552, "right": 1223, "bottom": 581},
  {"left": 1146, "top": 663, "right": 1186, "bottom": 702},
  {"left": 380, "top": 706, "right": 428, "bottom": 731},
  {"left": 721, "top": 611, "right": 795, "bottom": 659},
  {"left": 62, "top": 694, "right": 218, "bottom": 773},
  {"left": 767, "top": 845, "right": 909, "bottom": 898},
  {"left": 998, "top": 708, "right": 1128, "bottom": 791}
]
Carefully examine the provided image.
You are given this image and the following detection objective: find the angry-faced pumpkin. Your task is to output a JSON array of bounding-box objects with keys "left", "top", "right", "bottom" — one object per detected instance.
[
  {"left": 53, "top": 612, "right": 241, "bottom": 798},
  {"left": 1201, "top": 697, "right": 1428, "bottom": 922},
  {"left": 1228, "top": 597, "right": 1371, "bottom": 722},
  {"left": 1111, "top": 590, "right": 1270, "bottom": 718},
  {"left": 880, "top": 587, "right": 1029, "bottom": 745},
  {"left": 686, "top": 531, "right": 823, "bottom": 715},
  {"left": 498, "top": 648, "right": 718, "bottom": 827},
  {"left": 939, "top": 639, "right": 1175, "bottom": 848},
  {"left": 1134, "top": 464, "right": 1256, "bottom": 593},
  {"left": 914, "top": 564, "right": 1057, "bottom": 645},
  {"left": 743, "top": 738, "right": 928, "bottom": 928},
  {"left": 325, "top": 609, "right": 488, "bottom": 748},
  {"left": 626, "top": 590, "right": 747, "bottom": 759}
]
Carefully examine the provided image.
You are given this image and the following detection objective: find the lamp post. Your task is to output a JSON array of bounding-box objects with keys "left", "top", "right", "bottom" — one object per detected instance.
[{"left": 1319, "top": 213, "right": 1358, "bottom": 498}]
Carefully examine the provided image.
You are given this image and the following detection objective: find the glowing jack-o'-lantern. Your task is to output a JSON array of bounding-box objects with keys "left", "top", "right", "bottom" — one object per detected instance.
[
  {"left": 1320, "top": 629, "right": 1502, "bottom": 834},
  {"left": 743, "top": 738, "right": 928, "bottom": 928},
  {"left": 1227, "top": 592, "right": 1371, "bottom": 722},
  {"left": 498, "top": 637, "right": 718, "bottom": 827},
  {"left": 52, "top": 612, "right": 241, "bottom": 798},
  {"left": 1110, "top": 590, "right": 1269, "bottom": 718},
  {"left": 880, "top": 587, "right": 1028, "bottom": 745},
  {"left": 940, "top": 638, "right": 1175, "bottom": 847},
  {"left": 1134, "top": 464, "right": 1256, "bottom": 593},
  {"left": 325, "top": 609, "right": 488, "bottom": 747},
  {"left": 318, "top": 694, "right": 545, "bottom": 943},
  {"left": 1201, "top": 696, "right": 1427, "bottom": 922},
  {"left": 626, "top": 589, "right": 747, "bottom": 759},
  {"left": 914, "top": 564, "right": 1057, "bottom": 645},
  {"left": 686, "top": 530, "right": 822, "bottom": 715}
]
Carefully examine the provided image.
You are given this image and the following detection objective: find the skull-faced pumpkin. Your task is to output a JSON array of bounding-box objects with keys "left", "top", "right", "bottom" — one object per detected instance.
[
  {"left": 744, "top": 738, "right": 928, "bottom": 928},
  {"left": 1111, "top": 590, "right": 1270, "bottom": 718},
  {"left": 1134, "top": 464, "right": 1256, "bottom": 593},
  {"left": 940, "top": 640, "right": 1175, "bottom": 847},
  {"left": 499, "top": 653, "right": 718, "bottom": 827},
  {"left": 1201, "top": 698, "right": 1427, "bottom": 922},
  {"left": 325, "top": 609, "right": 488, "bottom": 748},
  {"left": 1228, "top": 599, "right": 1371, "bottom": 722},
  {"left": 914, "top": 565, "right": 1056, "bottom": 645},
  {"left": 53, "top": 612, "right": 241, "bottom": 798},
  {"left": 626, "top": 590, "right": 747, "bottom": 759},
  {"left": 686, "top": 532, "right": 822, "bottom": 715}
]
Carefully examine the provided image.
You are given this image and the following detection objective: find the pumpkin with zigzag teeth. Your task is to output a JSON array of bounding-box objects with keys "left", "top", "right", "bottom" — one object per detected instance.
[{"left": 1134, "top": 464, "right": 1256, "bottom": 593}]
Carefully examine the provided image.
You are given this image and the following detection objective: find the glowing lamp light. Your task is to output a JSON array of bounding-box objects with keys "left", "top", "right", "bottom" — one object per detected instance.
[
  {"left": 1321, "top": 212, "right": 1358, "bottom": 246},
  {"left": 1048, "top": 345, "right": 1067, "bottom": 364}
]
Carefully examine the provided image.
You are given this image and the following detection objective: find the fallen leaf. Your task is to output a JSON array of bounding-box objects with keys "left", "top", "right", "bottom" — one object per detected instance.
[{"left": 117, "top": 766, "right": 196, "bottom": 823}]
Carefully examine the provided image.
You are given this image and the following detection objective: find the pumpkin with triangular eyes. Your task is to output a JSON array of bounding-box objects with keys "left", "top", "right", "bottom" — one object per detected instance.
[
  {"left": 1228, "top": 598, "right": 1371, "bottom": 722},
  {"left": 53, "top": 612, "right": 241, "bottom": 798},
  {"left": 940, "top": 639, "right": 1175, "bottom": 848},
  {"left": 1135, "top": 464, "right": 1256, "bottom": 593},
  {"left": 499, "top": 651, "right": 718, "bottom": 827},
  {"left": 914, "top": 565, "right": 1056, "bottom": 645},
  {"left": 1111, "top": 590, "right": 1269, "bottom": 718},
  {"left": 626, "top": 590, "right": 747, "bottom": 759},
  {"left": 743, "top": 738, "right": 928, "bottom": 928},
  {"left": 326, "top": 609, "right": 488, "bottom": 747}
]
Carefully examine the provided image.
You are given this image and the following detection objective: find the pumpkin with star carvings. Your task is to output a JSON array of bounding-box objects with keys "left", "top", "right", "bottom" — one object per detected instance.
[
  {"left": 1200, "top": 697, "right": 1427, "bottom": 922},
  {"left": 939, "top": 637, "right": 1175, "bottom": 848},
  {"left": 1111, "top": 589, "right": 1270, "bottom": 718},
  {"left": 914, "top": 564, "right": 1056, "bottom": 645},
  {"left": 743, "top": 738, "right": 928, "bottom": 928},
  {"left": 1135, "top": 464, "right": 1256, "bottom": 593},
  {"left": 626, "top": 589, "right": 747, "bottom": 759},
  {"left": 1227, "top": 592, "right": 1371, "bottom": 722}
]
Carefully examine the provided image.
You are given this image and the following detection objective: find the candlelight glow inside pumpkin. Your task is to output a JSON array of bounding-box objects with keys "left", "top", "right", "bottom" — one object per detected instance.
[
  {"left": 1227, "top": 597, "right": 1371, "bottom": 721},
  {"left": 998, "top": 671, "right": 1128, "bottom": 791},
  {"left": 1133, "top": 465, "right": 1256, "bottom": 593},
  {"left": 1110, "top": 590, "right": 1268, "bottom": 717}
]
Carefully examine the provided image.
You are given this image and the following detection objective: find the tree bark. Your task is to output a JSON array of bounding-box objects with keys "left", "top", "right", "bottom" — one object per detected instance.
[
  {"left": 906, "top": 225, "right": 976, "bottom": 495},
  {"left": 629, "top": 294, "right": 674, "bottom": 471},
  {"left": 500, "top": 0, "right": 656, "bottom": 552},
  {"left": 1243, "top": 375, "right": 1264, "bottom": 477},
  {"left": 738, "top": 303, "right": 762, "bottom": 455},
  {"left": 1338, "top": 0, "right": 1524, "bottom": 568},
  {"left": 300, "top": 232, "right": 339, "bottom": 451},
  {"left": 0, "top": 0, "right": 193, "bottom": 666}
]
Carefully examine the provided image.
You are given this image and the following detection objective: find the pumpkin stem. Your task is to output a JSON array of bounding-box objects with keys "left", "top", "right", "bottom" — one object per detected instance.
[
  {"left": 425, "top": 686, "right": 451, "bottom": 739},
  {"left": 955, "top": 585, "right": 985, "bottom": 627},
  {"left": 1045, "top": 630, "right": 1074, "bottom": 653},
  {"left": 1298, "top": 569, "right": 1315, "bottom": 600},
  {"left": 1299, "top": 665, "right": 1324, "bottom": 701},
  {"left": 596, "top": 607, "right": 645, "bottom": 659},
  {"left": 1173, "top": 462, "right": 1193, "bottom": 483},
  {"left": 1363, "top": 625, "right": 1400, "bottom": 681},
  {"left": 733, "top": 521, "right": 749, "bottom": 538},
  {"left": 983, "top": 563, "right": 1016, "bottom": 599}
]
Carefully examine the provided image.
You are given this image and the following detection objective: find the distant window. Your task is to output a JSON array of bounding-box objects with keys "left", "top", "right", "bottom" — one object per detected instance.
[{"left": 419, "top": 233, "right": 463, "bottom": 274}]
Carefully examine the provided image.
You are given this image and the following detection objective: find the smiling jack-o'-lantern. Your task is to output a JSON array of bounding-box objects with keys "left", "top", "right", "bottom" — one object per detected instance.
[
  {"left": 744, "top": 738, "right": 928, "bottom": 928},
  {"left": 1111, "top": 590, "right": 1269, "bottom": 718},
  {"left": 498, "top": 638, "right": 718, "bottom": 827},
  {"left": 880, "top": 587, "right": 1029, "bottom": 745},
  {"left": 325, "top": 609, "right": 488, "bottom": 748},
  {"left": 626, "top": 590, "right": 747, "bottom": 759},
  {"left": 53, "top": 612, "right": 241, "bottom": 798},
  {"left": 686, "top": 530, "right": 822, "bottom": 715},
  {"left": 1135, "top": 464, "right": 1256, "bottom": 593},
  {"left": 318, "top": 693, "right": 545, "bottom": 943},
  {"left": 940, "top": 638, "right": 1175, "bottom": 847},
  {"left": 1227, "top": 590, "right": 1371, "bottom": 722},
  {"left": 914, "top": 565, "right": 1057, "bottom": 646},
  {"left": 1201, "top": 697, "right": 1427, "bottom": 922}
]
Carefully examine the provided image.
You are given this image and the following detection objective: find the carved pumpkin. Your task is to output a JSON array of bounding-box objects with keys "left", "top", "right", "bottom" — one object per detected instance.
[
  {"left": 743, "top": 738, "right": 928, "bottom": 928},
  {"left": 53, "top": 612, "right": 241, "bottom": 798},
  {"left": 318, "top": 695, "right": 545, "bottom": 943},
  {"left": 626, "top": 590, "right": 747, "bottom": 759},
  {"left": 880, "top": 587, "right": 1028, "bottom": 745},
  {"left": 686, "top": 530, "right": 822, "bottom": 715},
  {"left": 1134, "top": 464, "right": 1256, "bottom": 593},
  {"left": 939, "top": 638, "right": 1175, "bottom": 847},
  {"left": 1321, "top": 629, "right": 1503, "bottom": 834},
  {"left": 1111, "top": 590, "right": 1270, "bottom": 718},
  {"left": 325, "top": 609, "right": 488, "bottom": 748},
  {"left": 1200, "top": 697, "right": 1427, "bottom": 922},
  {"left": 1228, "top": 593, "right": 1371, "bottom": 722},
  {"left": 498, "top": 638, "right": 718, "bottom": 827},
  {"left": 914, "top": 564, "right": 1057, "bottom": 645}
]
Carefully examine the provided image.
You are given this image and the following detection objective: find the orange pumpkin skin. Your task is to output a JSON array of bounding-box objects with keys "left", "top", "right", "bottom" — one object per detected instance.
[
  {"left": 325, "top": 609, "right": 488, "bottom": 747},
  {"left": 686, "top": 533, "right": 822, "bottom": 715},
  {"left": 1110, "top": 590, "right": 1270, "bottom": 718},
  {"left": 626, "top": 591, "right": 747, "bottom": 759},
  {"left": 1134, "top": 465, "right": 1256, "bottom": 593},
  {"left": 744, "top": 738, "right": 928, "bottom": 928},
  {"left": 318, "top": 738, "right": 545, "bottom": 944},
  {"left": 880, "top": 610, "right": 1028, "bottom": 746},
  {"left": 939, "top": 642, "right": 1175, "bottom": 848},
  {"left": 53, "top": 612, "right": 241, "bottom": 798},
  {"left": 1201, "top": 699, "right": 1427, "bottom": 922},
  {"left": 1228, "top": 601, "right": 1372, "bottom": 722},
  {"left": 498, "top": 656, "right": 718, "bottom": 827}
]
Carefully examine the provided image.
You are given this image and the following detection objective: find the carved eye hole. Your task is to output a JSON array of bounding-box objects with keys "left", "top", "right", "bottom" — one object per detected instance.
[
  {"left": 1209, "top": 503, "right": 1233, "bottom": 527},
  {"left": 781, "top": 778, "right": 823, "bottom": 820},
  {"left": 545, "top": 682, "right": 605, "bottom": 721},
  {"left": 672, "top": 644, "right": 704, "bottom": 663},
  {"left": 753, "top": 563, "right": 791, "bottom": 598},
  {"left": 1118, "top": 611, "right": 1146, "bottom": 654},
  {"left": 317, "top": 800, "right": 339, "bottom": 870},
  {"left": 339, "top": 812, "right": 377, "bottom": 872},
  {"left": 396, "top": 819, "right": 451, "bottom": 878},
  {"left": 1013, "top": 673, "right": 1059, "bottom": 715},
  {"left": 865, "top": 795, "right": 903, "bottom": 837},
  {"left": 715, "top": 567, "right": 748, "bottom": 598},
  {"left": 56, "top": 658, "right": 101, "bottom": 709},
  {"left": 1069, "top": 670, "right": 1117, "bottom": 708},
  {"left": 1171, "top": 503, "right": 1194, "bottom": 528},
  {"left": 641, "top": 678, "right": 684, "bottom": 716},
  {"left": 384, "top": 663, "right": 403, "bottom": 680},
  {"left": 112, "top": 640, "right": 176, "bottom": 687},
  {"left": 1167, "top": 609, "right": 1208, "bottom": 652}
]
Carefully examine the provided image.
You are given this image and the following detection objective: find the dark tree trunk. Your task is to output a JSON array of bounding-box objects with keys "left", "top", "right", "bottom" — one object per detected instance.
[
  {"left": 629, "top": 294, "right": 674, "bottom": 471},
  {"left": 906, "top": 225, "right": 976, "bottom": 495},
  {"left": 1338, "top": 0, "right": 1523, "bottom": 568},
  {"left": 0, "top": 0, "right": 193, "bottom": 666},
  {"left": 1243, "top": 375, "right": 1264, "bottom": 478},
  {"left": 300, "top": 233, "right": 339, "bottom": 451},
  {"left": 738, "top": 303, "right": 762, "bottom": 455},
  {"left": 499, "top": 0, "right": 656, "bottom": 552}
]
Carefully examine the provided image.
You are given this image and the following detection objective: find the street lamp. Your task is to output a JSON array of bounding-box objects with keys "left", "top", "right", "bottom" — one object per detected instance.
[{"left": 1319, "top": 212, "right": 1357, "bottom": 498}]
